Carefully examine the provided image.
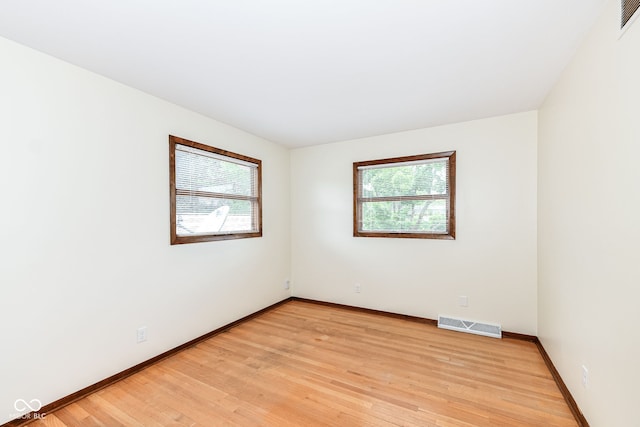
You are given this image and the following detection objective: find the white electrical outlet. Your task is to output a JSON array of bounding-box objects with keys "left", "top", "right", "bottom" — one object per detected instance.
[
  {"left": 137, "top": 326, "right": 148, "bottom": 344},
  {"left": 581, "top": 365, "right": 589, "bottom": 388},
  {"left": 284, "top": 279, "right": 290, "bottom": 290},
  {"left": 355, "top": 283, "right": 362, "bottom": 293},
  {"left": 459, "top": 296, "right": 469, "bottom": 307}
]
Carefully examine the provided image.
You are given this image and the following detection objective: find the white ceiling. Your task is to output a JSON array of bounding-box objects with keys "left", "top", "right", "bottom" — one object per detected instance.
[{"left": 0, "top": 0, "right": 606, "bottom": 147}]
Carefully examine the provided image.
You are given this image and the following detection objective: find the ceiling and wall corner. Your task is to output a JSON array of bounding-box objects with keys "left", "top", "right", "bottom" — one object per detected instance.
[{"left": 0, "top": 0, "right": 607, "bottom": 147}]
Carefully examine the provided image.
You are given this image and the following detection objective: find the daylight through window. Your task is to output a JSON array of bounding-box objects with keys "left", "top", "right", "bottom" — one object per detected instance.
[
  {"left": 354, "top": 151, "right": 456, "bottom": 239},
  {"left": 169, "top": 135, "right": 262, "bottom": 244}
]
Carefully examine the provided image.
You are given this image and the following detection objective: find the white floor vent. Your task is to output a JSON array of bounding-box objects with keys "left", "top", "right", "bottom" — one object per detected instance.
[{"left": 437, "top": 316, "right": 502, "bottom": 339}]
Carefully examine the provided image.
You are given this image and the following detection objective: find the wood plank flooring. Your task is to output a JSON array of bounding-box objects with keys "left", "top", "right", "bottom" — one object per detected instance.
[{"left": 28, "top": 300, "right": 577, "bottom": 426}]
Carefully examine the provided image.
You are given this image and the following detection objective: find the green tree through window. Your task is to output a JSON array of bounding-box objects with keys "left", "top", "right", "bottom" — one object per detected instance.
[{"left": 354, "top": 152, "right": 455, "bottom": 239}]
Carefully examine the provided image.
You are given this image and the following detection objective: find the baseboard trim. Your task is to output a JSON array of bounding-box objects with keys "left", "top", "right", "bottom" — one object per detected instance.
[
  {"left": 291, "top": 297, "right": 438, "bottom": 326},
  {"left": 2, "top": 298, "right": 291, "bottom": 427},
  {"left": 534, "top": 338, "right": 590, "bottom": 427},
  {"left": 501, "top": 330, "right": 537, "bottom": 342},
  {"left": 293, "top": 298, "right": 542, "bottom": 342},
  {"left": 3, "top": 296, "right": 588, "bottom": 427}
]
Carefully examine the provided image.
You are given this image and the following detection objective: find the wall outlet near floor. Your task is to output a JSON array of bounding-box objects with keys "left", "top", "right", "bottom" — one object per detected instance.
[
  {"left": 458, "top": 296, "right": 469, "bottom": 307},
  {"left": 355, "top": 283, "right": 362, "bottom": 293},
  {"left": 136, "top": 326, "right": 148, "bottom": 344},
  {"left": 581, "top": 365, "right": 589, "bottom": 388},
  {"left": 284, "top": 279, "right": 290, "bottom": 290}
]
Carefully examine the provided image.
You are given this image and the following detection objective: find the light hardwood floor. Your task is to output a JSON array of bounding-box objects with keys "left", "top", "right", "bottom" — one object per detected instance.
[{"left": 29, "top": 300, "right": 577, "bottom": 426}]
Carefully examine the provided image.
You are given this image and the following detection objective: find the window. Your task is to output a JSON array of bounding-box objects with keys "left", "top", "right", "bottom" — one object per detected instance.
[
  {"left": 169, "top": 135, "right": 262, "bottom": 244},
  {"left": 622, "top": 0, "right": 640, "bottom": 30},
  {"left": 353, "top": 151, "right": 456, "bottom": 239}
]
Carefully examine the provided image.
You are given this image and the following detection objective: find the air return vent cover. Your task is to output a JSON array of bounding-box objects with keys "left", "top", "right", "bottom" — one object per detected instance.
[
  {"left": 438, "top": 316, "right": 502, "bottom": 339},
  {"left": 622, "top": 0, "right": 640, "bottom": 30}
]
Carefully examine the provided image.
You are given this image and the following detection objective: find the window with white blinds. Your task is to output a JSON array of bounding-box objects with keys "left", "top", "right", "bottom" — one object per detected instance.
[
  {"left": 622, "top": 0, "right": 640, "bottom": 29},
  {"left": 169, "top": 135, "right": 262, "bottom": 244},
  {"left": 353, "top": 151, "right": 456, "bottom": 239}
]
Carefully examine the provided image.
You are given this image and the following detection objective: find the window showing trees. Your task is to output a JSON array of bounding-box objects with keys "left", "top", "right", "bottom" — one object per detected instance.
[
  {"left": 353, "top": 151, "right": 455, "bottom": 239},
  {"left": 169, "top": 135, "right": 262, "bottom": 245}
]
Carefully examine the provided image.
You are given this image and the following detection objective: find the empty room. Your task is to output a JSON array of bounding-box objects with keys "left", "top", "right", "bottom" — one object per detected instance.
[{"left": 1, "top": 0, "right": 638, "bottom": 426}]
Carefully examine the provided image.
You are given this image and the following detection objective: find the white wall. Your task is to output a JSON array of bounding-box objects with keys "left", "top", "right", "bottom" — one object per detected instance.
[
  {"left": 291, "top": 111, "right": 538, "bottom": 334},
  {"left": 0, "top": 37, "right": 291, "bottom": 423},
  {"left": 538, "top": 0, "right": 640, "bottom": 425}
]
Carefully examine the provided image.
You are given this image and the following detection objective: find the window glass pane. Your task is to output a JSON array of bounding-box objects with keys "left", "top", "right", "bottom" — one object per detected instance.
[
  {"left": 176, "top": 196, "right": 256, "bottom": 236},
  {"left": 360, "top": 199, "right": 448, "bottom": 233},
  {"left": 361, "top": 160, "right": 448, "bottom": 198},
  {"left": 175, "top": 146, "right": 256, "bottom": 197}
]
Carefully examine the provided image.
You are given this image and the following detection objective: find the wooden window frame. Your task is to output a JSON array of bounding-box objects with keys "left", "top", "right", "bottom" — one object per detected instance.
[
  {"left": 169, "top": 135, "right": 262, "bottom": 245},
  {"left": 353, "top": 151, "right": 456, "bottom": 240}
]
